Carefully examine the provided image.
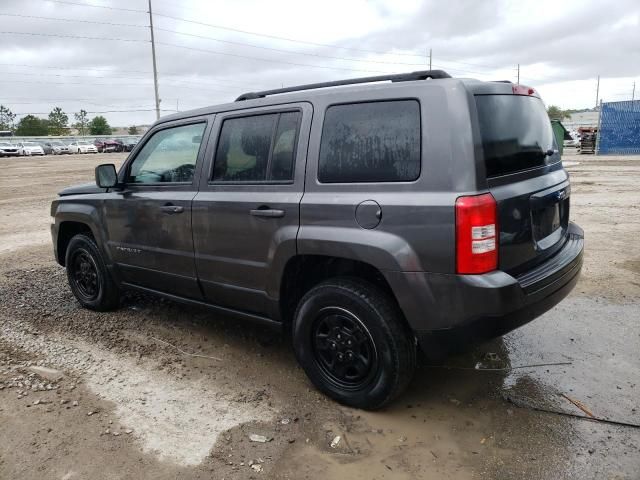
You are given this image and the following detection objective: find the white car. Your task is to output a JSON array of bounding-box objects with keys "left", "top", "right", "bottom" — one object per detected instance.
[
  {"left": 17, "top": 141, "right": 45, "bottom": 156},
  {"left": 0, "top": 142, "right": 20, "bottom": 157},
  {"left": 68, "top": 141, "right": 98, "bottom": 154}
]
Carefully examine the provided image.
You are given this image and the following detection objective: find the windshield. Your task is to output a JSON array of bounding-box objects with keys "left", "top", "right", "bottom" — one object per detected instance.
[
  {"left": 475, "top": 95, "right": 557, "bottom": 178},
  {"left": 78, "top": 141, "right": 90, "bottom": 145},
  {"left": 23, "top": 142, "right": 39, "bottom": 146}
]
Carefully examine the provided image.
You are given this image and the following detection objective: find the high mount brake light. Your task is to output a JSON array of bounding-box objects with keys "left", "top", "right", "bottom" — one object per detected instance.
[
  {"left": 512, "top": 85, "right": 536, "bottom": 95},
  {"left": 456, "top": 193, "right": 498, "bottom": 274}
]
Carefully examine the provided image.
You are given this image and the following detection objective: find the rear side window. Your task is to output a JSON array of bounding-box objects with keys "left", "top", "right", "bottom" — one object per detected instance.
[
  {"left": 318, "top": 100, "right": 421, "bottom": 183},
  {"left": 475, "top": 95, "right": 557, "bottom": 178},
  {"left": 213, "top": 111, "right": 301, "bottom": 182}
]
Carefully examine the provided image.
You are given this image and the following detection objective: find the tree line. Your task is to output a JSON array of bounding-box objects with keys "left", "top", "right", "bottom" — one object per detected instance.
[
  {"left": 0, "top": 105, "right": 139, "bottom": 136},
  {"left": 546, "top": 105, "right": 591, "bottom": 121}
]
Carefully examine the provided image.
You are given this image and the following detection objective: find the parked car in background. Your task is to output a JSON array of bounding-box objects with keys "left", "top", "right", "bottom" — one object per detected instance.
[
  {"left": 17, "top": 141, "right": 45, "bottom": 156},
  {"left": 0, "top": 142, "right": 20, "bottom": 157},
  {"left": 43, "top": 140, "right": 71, "bottom": 155},
  {"left": 68, "top": 141, "right": 98, "bottom": 154},
  {"left": 120, "top": 137, "right": 140, "bottom": 152},
  {"left": 93, "top": 139, "right": 106, "bottom": 152},
  {"left": 102, "top": 139, "right": 122, "bottom": 152},
  {"left": 40, "top": 142, "right": 53, "bottom": 155}
]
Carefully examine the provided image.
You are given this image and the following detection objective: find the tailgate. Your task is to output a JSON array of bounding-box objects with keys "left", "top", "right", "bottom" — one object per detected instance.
[
  {"left": 475, "top": 92, "right": 569, "bottom": 274},
  {"left": 490, "top": 173, "right": 571, "bottom": 274}
]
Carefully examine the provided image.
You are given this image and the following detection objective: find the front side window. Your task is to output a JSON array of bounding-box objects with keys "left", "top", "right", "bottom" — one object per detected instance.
[
  {"left": 318, "top": 100, "right": 421, "bottom": 183},
  {"left": 212, "top": 111, "right": 301, "bottom": 182},
  {"left": 128, "top": 123, "right": 206, "bottom": 184}
]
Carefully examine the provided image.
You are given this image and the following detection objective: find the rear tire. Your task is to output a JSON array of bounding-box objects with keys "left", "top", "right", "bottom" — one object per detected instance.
[
  {"left": 292, "top": 278, "right": 416, "bottom": 410},
  {"left": 65, "top": 234, "right": 120, "bottom": 311}
]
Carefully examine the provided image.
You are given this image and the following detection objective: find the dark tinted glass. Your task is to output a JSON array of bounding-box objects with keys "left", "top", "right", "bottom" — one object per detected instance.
[
  {"left": 270, "top": 111, "right": 300, "bottom": 180},
  {"left": 318, "top": 100, "right": 421, "bottom": 183},
  {"left": 475, "top": 95, "right": 557, "bottom": 178},
  {"left": 213, "top": 114, "right": 277, "bottom": 182}
]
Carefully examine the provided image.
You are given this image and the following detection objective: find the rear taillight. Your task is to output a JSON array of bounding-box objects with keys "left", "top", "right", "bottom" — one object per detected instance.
[
  {"left": 456, "top": 193, "right": 498, "bottom": 274},
  {"left": 512, "top": 84, "right": 536, "bottom": 95}
]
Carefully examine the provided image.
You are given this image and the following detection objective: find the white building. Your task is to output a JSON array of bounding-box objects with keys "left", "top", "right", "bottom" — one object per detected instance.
[{"left": 564, "top": 110, "right": 600, "bottom": 131}]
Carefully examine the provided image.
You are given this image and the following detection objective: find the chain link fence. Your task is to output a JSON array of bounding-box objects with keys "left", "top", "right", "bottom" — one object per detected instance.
[{"left": 597, "top": 100, "right": 640, "bottom": 155}]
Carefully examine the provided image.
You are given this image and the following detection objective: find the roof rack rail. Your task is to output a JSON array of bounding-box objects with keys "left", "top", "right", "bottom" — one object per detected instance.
[{"left": 235, "top": 69, "right": 451, "bottom": 101}]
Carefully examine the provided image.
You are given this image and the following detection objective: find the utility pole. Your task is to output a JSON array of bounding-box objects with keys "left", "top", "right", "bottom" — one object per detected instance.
[
  {"left": 595, "top": 75, "right": 600, "bottom": 109},
  {"left": 176, "top": 98, "right": 179, "bottom": 113},
  {"left": 428, "top": 48, "right": 432, "bottom": 70},
  {"left": 517, "top": 64, "right": 520, "bottom": 84},
  {"left": 632, "top": 81, "right": 636, "bottom": 102},
  {"left": 148, "top": 0, "right": 161, "bottom": 121}
]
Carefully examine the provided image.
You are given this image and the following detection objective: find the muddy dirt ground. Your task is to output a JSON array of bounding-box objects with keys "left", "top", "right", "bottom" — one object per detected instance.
[{"left": 0, "top": 151, "right": 638, "bottom": 479}]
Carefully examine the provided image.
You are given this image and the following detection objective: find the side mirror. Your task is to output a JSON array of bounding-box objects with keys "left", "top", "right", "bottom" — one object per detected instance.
[{"left": 95, "top": 163, "right": 118, "bottom": 188}]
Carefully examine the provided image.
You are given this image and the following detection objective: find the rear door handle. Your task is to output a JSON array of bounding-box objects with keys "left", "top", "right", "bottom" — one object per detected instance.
[
  {"left": 160, "top": 205, "right": 184, "bottom": 214},
  {"left": 250, "top": 208, "right": 285, "bottom": 218}
]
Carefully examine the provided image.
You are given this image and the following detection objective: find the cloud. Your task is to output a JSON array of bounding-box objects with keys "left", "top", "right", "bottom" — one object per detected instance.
[{"left": 0, "top": 0, "right": 638, "bottom": 125}]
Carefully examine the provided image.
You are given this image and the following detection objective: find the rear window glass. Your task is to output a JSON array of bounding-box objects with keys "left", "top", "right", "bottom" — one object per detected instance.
[
  {"left": 475, "top": 95, "right": 557, "bottom": 177},
  {"left": 318, "top": 100, "right": 421, "bottom": 183}
]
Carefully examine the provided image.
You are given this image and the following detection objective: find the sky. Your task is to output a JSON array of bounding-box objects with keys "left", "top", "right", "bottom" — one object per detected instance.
[{"left": 1, "top": 0, "right": 639, "bottom": 127}]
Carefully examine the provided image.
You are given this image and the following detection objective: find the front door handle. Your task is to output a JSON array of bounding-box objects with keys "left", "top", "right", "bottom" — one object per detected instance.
[
  {"left": 160, "top": 205, "right": 184, "bottom": 214},
  {"left": 250, "top": 208, "right": 285, "bottom": 218}
]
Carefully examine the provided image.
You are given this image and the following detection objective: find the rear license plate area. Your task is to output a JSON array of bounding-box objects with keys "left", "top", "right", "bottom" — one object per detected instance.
[{"left": 530, "top": 186, "right": 570, "bottom": 250}]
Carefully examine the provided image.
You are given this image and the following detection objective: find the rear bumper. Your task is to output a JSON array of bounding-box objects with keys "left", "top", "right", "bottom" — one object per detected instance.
[{"left": 384, "top": 222, "right": 584, "bottom": 349}]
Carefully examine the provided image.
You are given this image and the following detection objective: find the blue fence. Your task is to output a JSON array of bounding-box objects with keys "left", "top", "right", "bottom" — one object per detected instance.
[{"left": 598, "top": 100, "right": 640, "bottom": 154}]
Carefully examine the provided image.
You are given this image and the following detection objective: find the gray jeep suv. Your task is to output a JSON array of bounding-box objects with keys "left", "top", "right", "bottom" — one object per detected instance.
[{"left": 51, "top": 70, "right": 584, "bottom": 409}]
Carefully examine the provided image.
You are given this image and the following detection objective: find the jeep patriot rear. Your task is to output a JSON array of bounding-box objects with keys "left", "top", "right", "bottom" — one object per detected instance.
[{"left": 51, "top": 70, "right": 584, "bottom": 409}]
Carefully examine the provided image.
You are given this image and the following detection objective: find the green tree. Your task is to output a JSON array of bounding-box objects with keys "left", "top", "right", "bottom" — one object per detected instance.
[
  {"left": 48, "top": 107, "right": 69, "bottom": 135},
  {"left": 89, "top": 116, "right": 112, "bottom": 135},
  {"left": 547, "top": 105, "right": 569, "bottom": 120},
  {"left": 15, "top": 115, "right": 49, "bottom": 136},
  {"left": 0, "top": 105, "right": 16, "bottom": 131},
  {"left": 127, "top": 125, "right": 139, "bottom": 135},
  {"left": 74, "top": 109, "right": 89, "bottom": 136}
]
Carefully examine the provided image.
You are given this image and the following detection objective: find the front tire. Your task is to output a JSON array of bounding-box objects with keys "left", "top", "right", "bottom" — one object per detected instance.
[
  {"left": 65, "top": 234, "right": 120, "bottom": 311},
  {"left": 293, "top": 278, "right": 416, "bottom": 410}
]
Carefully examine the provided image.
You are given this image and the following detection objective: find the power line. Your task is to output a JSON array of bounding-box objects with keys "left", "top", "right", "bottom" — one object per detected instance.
[
  {"left": 0, "top": 31, "right": 148, "bottom": 43},
  {"left": 14, "top": 108, "right": 177, "bottom": 115},
  {"left": 152, "top": 10, "right": 426, "bottom": 59},
  {"left": 0, "top": 12, "right": 145, "bottom": 28},
  {"left": 2, "top": 71, "right": 150, "bottom": 81},
  {"left": 156, "top": 41, "right": 390, "bottom": 73},
  {"left": 0, "top": 12, "right": 428, "bottom": 68},
  {"left": 0, "top": 13, "right": 426, "bottom": 68},
  {"left": 0, "top": 69, "right": 250, "bottom": 94},
  {"left": 153, "top": 27, "right": 426, "bottom": 66},
  {"left": 151, "top": 9, "right": 509, "bottom": 71},
  {"left": 0, "top": 79, "right": 154, "bottom": 87},
  {"left": 41, "top": 0, "right": 427, "bottom": 58},
  {"left": 41, "top": 0, "right": 147, "bottom": 14},
  {"left": 38, "top": 0, "right": 509, "bottom": 72},
  {"left": 0, "top": 63, "right": 263, "bottom": 88},
  {"left": 0, "top": 62, "right": 151, "bottom": 75}
]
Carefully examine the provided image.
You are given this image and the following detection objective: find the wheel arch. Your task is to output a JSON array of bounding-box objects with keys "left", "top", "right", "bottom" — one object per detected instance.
[
  {"left": 278, "top": 254, "right": 402, "bottom": 328},
  {"left": 53, "top": 203, "right": 105, "bottom": 267}
]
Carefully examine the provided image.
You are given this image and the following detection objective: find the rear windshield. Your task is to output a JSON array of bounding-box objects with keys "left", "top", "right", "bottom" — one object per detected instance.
[{"left": 475, "top": 95, "right": 557, "bottom": 177}]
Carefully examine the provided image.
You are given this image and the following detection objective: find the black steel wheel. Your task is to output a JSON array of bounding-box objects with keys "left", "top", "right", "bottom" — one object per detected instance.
[
  {"left": 70, "top": 249, "right": 100, "bottom": 301},
  {"left": 312, "top": 307, "right": 378, "bottom": 391},
  {"left": 65, "top": 234, "right": 120, "bottom": 311},
  {"left": 293, "top": 278, "right": 416, "bottom": 410}
]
